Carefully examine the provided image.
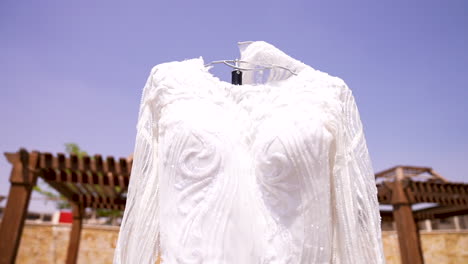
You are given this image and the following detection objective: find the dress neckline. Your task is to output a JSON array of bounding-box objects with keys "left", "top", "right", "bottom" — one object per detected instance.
[
  {"left": 196, "top": 57, "right": 309, "bottom": 90},
  {"left": 194, "top": 41, "right": 312, "bottom": 89}
]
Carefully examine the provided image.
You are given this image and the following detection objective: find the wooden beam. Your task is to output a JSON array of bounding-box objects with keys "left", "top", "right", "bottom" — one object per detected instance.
[
  {"left": 377, "top": 183, "right": 393, "bottom": 204},
  {"left": 392, "top": 167, "right": 424, "bottom": 264},
  {"left": 73, "top": 194, "right": 126, "bottom": 207},
  {"left": 39, "top": 152, "right": 132, "bottom": 179},
  {"left": 413, "top": 205, "right": 468, "bottom": 220},
  {"left": 409, "top": 181, "right": 468, "bottom": 206},
  {"left": 0, "top": 149, "right": 39, "bottom": 264},
  {"left": 40, "top": 168, "right": 129, "bottom": 188},
  {"left": 66, "top": 203, "right": 84, "bottom": 264},
  {"left": 375, "top": 165, "right": 432, "bottom": 179}
]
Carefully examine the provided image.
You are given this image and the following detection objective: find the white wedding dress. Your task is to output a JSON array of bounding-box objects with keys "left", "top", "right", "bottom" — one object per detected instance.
[{"left": 114, "top": 41, "right": 385, "bottom": 264}]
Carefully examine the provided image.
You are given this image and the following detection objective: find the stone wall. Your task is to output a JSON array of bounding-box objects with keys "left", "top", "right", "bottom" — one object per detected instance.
[
  {"left": 15, "top": 222, "right": 468, "bottom": 263},
  {"left": 382, "top": 230, "right": 468, "bottom": 264},
  {"left": 17, "top": 223, "right": 118, "bottom": 264}
]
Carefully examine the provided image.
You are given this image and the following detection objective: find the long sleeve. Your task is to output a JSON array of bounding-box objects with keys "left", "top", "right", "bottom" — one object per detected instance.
[
  {"left": 331, "top": 82, "right": 385, "bottom": 264},
  {"left": 114, "top": 68, "right": 160, "bottom": 264}
]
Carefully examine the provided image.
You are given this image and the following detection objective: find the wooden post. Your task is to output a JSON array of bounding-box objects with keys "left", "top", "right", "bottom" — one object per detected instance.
[
  {"left": 66, "top": 203, "right": 84, "bottom": 264},
  {"left": 0, "top": 149, "right": 39, "bottom": 264},
  {"left": 392, "top": 167, "right": 424, "bottom": 264}
]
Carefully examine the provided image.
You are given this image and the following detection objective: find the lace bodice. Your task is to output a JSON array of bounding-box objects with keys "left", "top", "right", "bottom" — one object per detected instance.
[{"left": 114, "top": 41, "right": 385, "bottom": 264}]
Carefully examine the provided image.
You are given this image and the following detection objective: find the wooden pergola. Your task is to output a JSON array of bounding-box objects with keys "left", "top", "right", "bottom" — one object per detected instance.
[
  {"left": 376, "top": 166, "right": 468, "bottom": 264},
  {"left": 0, "top": 149, "right": 467, "bottom": 264},
  {"left": 0, "top": 149, "right": 131, "bottom": 264}
]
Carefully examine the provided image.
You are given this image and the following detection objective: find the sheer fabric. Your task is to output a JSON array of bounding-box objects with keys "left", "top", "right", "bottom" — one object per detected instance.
[{"left": 114, "top": 41, "right": 385, "bottom": 264}]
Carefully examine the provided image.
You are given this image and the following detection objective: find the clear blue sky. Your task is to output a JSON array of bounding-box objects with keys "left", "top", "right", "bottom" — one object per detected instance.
[{"left": 1, "top": 0, "right": 467, "bottom": 212}]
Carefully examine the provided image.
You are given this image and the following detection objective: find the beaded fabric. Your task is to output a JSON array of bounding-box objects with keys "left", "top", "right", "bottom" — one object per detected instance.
[{"left": 113, "top": 41, "right": 385, "bottom": 264}]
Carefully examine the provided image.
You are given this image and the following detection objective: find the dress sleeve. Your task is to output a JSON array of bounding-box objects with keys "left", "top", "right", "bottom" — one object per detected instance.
[
  {"left": 114, "top": 68, "right": 161, "bottom": 264},
  {"left": 331, "top": 82, "right": 385, "bottom": 264}
]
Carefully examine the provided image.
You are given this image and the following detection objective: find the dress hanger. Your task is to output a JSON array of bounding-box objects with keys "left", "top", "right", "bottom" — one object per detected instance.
[
  {"left": 204, "top": 41, "right": 300, "bottom": 85},
  {"left": 204, "top": 59, "right": 298, "bottom": 76},
  {"left": 204, "top": 59, "right": 298, "bottom": 85}
]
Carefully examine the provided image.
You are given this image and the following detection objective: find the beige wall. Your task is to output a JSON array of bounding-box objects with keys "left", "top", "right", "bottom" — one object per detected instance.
[
  {"left": 15, "top": 223, "right": 468, "bottom": 264},
  {"left": 382, "top": 230, "right": 468, "bottom": 264},
  {"left": 17, "top": 223, "right": 118, "bottom": 264}
]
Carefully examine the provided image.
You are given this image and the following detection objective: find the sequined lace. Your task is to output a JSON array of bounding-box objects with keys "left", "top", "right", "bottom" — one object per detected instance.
[{"left": 113, "top": 41, "right": 385, "bottom": 264}]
